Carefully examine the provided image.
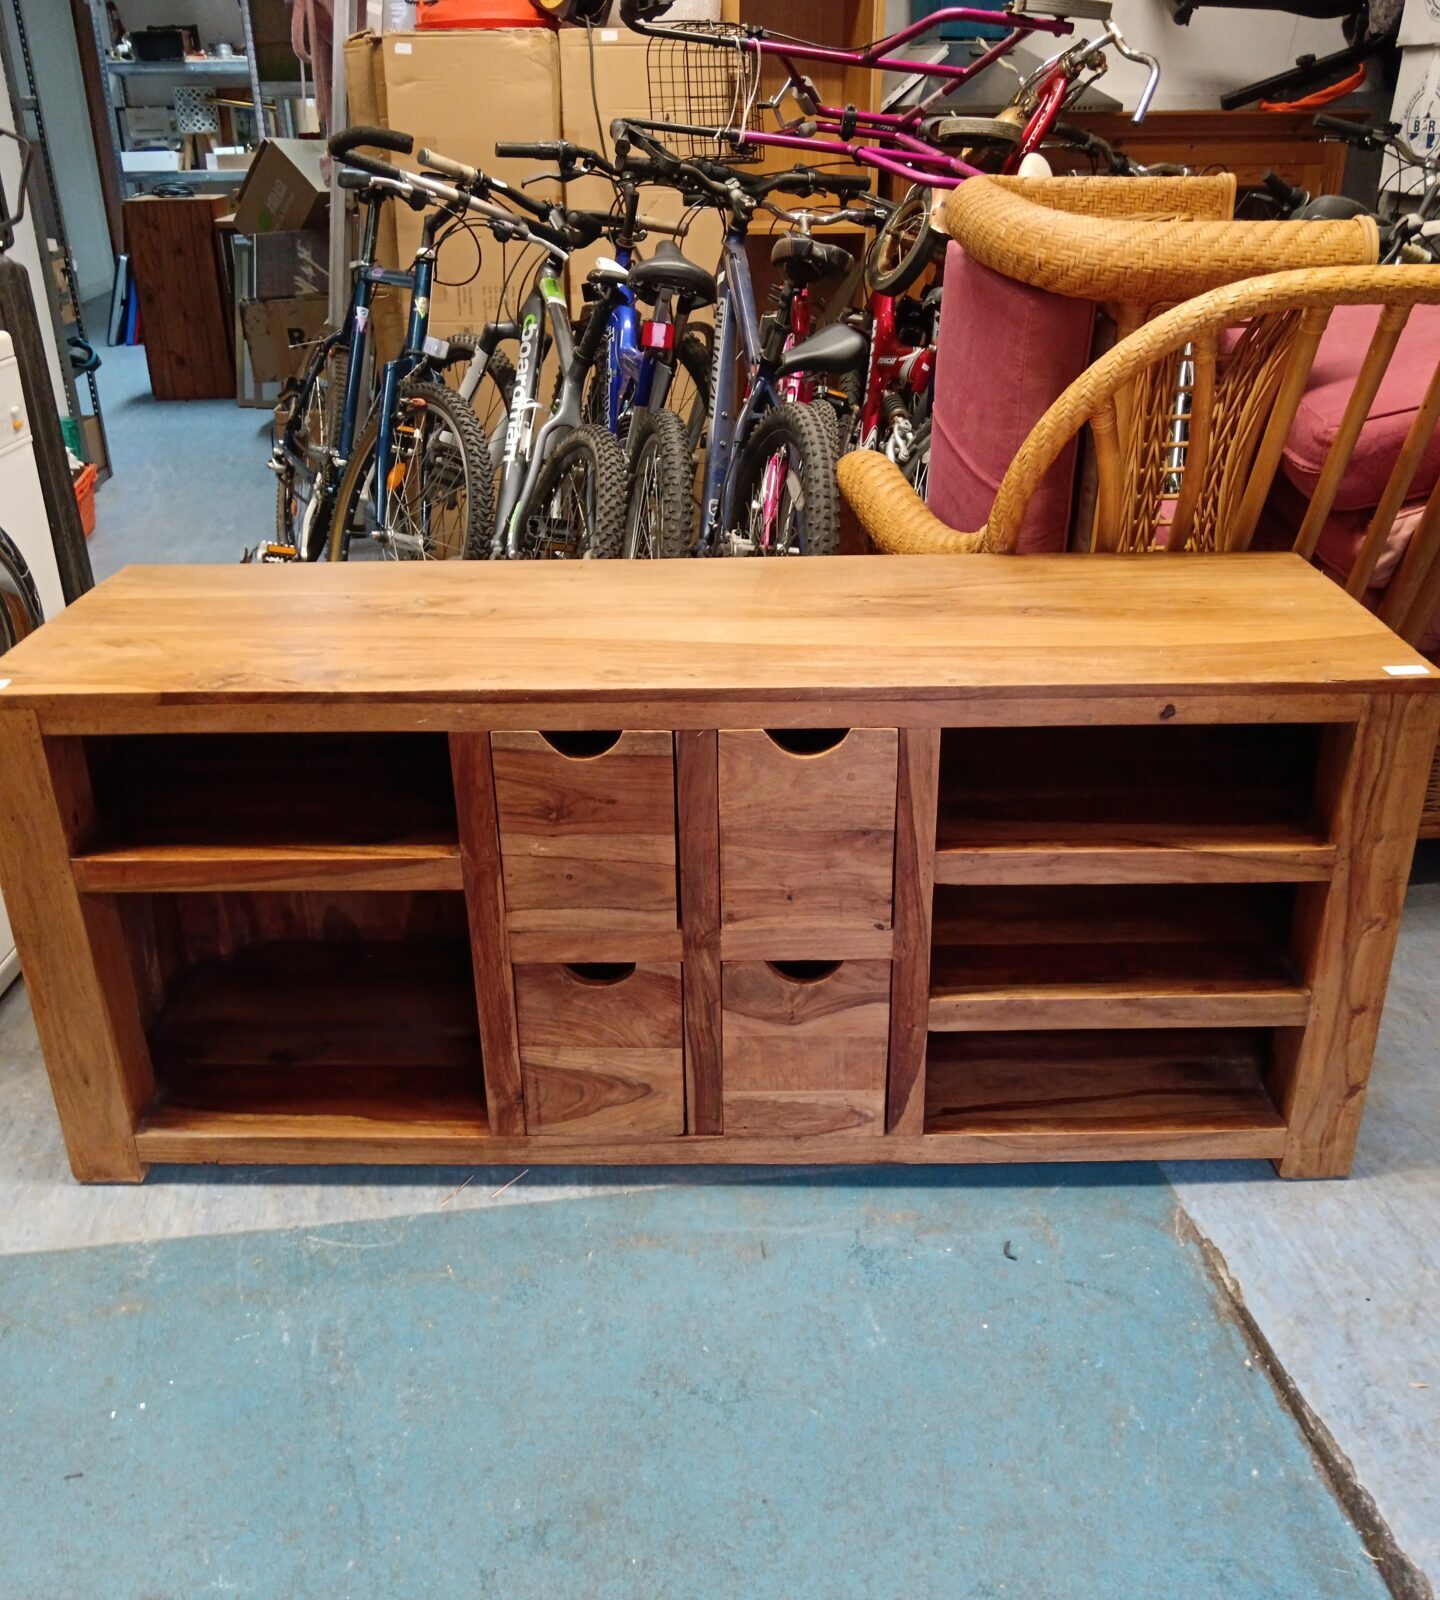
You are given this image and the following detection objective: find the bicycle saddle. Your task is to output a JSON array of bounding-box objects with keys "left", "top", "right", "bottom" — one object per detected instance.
[
  {"left": 776, "top": 321, "right": 868, "bottom": 378},
  {"left": 771, "top": 232, "right": 854, "bottom": 285},
  {"left": 628, "top": 241, "right": 717, "bottom": 310},
  {"left": 924, "top": 115, "right": 1023, "bottom": 150}
]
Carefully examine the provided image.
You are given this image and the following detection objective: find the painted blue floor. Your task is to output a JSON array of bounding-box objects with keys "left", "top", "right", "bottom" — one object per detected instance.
[
  {"left": 86, "top": 308, "right": 275, "bottom": 576},
  {"left": 0, "top": 1171, "right": 1389, "bottom": 1600}
]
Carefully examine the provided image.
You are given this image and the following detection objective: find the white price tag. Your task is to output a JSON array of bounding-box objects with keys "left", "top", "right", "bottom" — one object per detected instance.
[{"left": 1384, "top": 664, "right": 1432, "bottom": 676}]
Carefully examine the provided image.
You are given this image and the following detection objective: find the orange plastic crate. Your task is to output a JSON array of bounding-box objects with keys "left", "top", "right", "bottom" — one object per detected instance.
[{"left": 73, "top": 463, "right": 97, "bottom": 538}]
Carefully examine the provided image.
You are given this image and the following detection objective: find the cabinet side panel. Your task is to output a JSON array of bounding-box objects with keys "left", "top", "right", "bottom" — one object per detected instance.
[
  {"left": 887, "top": 728, "right": 940, "bottom": 1135},
  {"left": 0, "top": 716, "right": 151, "bottom": 1180},
  {"left": 678, "top": 729, "right": 723, "bottom": 1135},
  {"left": 451, "top": 733, "right": 525, "bottom": 1137},
  {"left": 1272, "top": 696, "right": 1440, "bottom": 1177}
]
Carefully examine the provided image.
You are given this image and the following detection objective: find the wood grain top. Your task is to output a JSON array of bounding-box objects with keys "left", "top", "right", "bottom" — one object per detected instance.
[{"left": 1, "top": 556, "right": 1434, "bottom": 720}]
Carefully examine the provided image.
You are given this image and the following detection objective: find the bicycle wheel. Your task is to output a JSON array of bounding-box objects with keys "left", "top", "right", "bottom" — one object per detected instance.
[
  {"left": 673, "top": 330, "right": 712, "bottom": 454},
  {"left": 518, "top": 423, "right": 626, "bottom": 559},
  {"left": 902, "top": 420, "right": 932, "bottom": 503},
  {"left": 446, "top": 336, "right": 514, "bottom": 463},
  {"left": 275, "top": 344, "right": 347, "bottom": 560},
  {"left": 866, "top": 184, "right": 943, "bottom": 298},
  {"left": 727, "top": 401, "right": 839, "bottom": 557},
  {"left": 328, "top": 380, "right": 493, "bottom": 561},
  {"left": 623, "top": 409, "right": 694, "bottom": 558},
  {"left": 0, "top": 526, "right": 43, "bottom": 651}
]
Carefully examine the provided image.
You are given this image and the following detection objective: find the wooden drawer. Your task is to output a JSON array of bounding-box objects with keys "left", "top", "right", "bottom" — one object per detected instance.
[
  {"left": 718, "top": 729, "right": 899, "bottom": 957},
  {"left": 722, "top": 959, "right": 890, "bottom": 1137},
  {"left": 492, "top": 730, "right": 679, "bottom": 960},
  {"left": 514, "top": 961, "right": 684, "bottom": 1137}
]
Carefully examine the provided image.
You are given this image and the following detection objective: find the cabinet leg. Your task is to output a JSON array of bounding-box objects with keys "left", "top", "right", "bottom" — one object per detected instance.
[{"left": 1270, "top": 698, "right": 1440, "bottom": 1178}]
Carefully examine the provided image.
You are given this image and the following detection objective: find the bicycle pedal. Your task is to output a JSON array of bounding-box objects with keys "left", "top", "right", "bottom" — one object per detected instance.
[{"left": 245, "top": 542, "right": 298, "bottom": 564}]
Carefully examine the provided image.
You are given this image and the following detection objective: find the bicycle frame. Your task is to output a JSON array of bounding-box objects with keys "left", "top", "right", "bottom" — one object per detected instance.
[
  {"left": 625, "top": 6, "right": 1077, "bottom": 187},
  {"left": 856, "top": 292, "right": 935, "bottom": 454},
  {"left": 698, "top": 226, "right": 804, "bottom": 554},
  {"left": 491, "top": 258, "right": 577, "bottom": 557}
]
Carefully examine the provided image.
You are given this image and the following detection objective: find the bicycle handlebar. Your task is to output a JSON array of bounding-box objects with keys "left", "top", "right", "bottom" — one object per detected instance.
[
  {"left": 1313, "top": 113, "right": 1376, "bottom": 144},
  {"left": 327, "top": 124, "right": 413, "bottom": 160}
]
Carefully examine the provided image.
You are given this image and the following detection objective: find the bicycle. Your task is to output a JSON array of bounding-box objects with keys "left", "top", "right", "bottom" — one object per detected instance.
[
  {"left": 1311, "top": 115, "right": 1440, "bottom": 264},
  {"left": 481, "top": 138, "right": 719, "bottom": 559},
  {"left": 266, "top": 130, "right": 509, "bottom": 561},
  {"left": 614, "top": 123, "right": 878, "bottom": 558}
]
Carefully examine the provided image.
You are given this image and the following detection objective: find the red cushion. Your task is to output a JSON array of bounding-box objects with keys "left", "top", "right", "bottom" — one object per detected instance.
[
  {"left": 1280, "top": 303, "right": 1440, "bottom": 511},
  {"left": 927, "top": 242, "right": 1095, "bottom": 553}
]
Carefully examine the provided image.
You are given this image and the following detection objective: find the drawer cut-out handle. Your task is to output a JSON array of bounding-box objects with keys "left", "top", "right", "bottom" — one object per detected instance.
[
  {"left": 766, "top": 959, "right": 843, "bottom": 985},
  {"left": 564, "top": 962, "right": 637, "bottom": 985},
  {"left": 764, "top": 728, "right": 850, "bottom": 757},
  {"left": 539, "top": 730, "right": 623, "bottom": 759}
]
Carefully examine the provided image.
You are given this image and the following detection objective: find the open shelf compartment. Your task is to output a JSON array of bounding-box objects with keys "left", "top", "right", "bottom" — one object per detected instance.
[
  {"left": 73, "top": 733, "right": 462, "bottom": 892},
  {"left": 126, "top": 890, "right": 487, "bottom": 1151},
  {"left": 935, "top": 724, "right": 1334, "bottom": 884},
  {"left": 924, "top": 1028, "right": 1287, "bottom": 1158},
  {"left": 928, "top": 882, "right": 1311, "bottom": 1031}
]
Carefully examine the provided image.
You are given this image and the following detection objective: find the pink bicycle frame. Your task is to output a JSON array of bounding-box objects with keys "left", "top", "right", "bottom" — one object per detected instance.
[{"left": 622, "top": 5, "right": 1081, "bottom": 186}]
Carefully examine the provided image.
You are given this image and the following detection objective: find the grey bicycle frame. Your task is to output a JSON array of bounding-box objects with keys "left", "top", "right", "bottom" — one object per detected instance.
[
  {"left": 699, "top": 228, "right": 775, "bottom": 554},
  {"left": 486, "top": 255, "right": 586, "bottom": 559}
]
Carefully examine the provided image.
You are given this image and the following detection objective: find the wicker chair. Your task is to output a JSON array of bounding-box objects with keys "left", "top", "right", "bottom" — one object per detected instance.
[{"left": 838, "top": 178, "right": 1440, "bottom": 833}]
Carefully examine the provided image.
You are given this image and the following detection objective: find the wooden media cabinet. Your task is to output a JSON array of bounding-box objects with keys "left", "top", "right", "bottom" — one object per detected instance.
[{"left": 0, "top": 556, "right": 1435, "bottom": 1183}]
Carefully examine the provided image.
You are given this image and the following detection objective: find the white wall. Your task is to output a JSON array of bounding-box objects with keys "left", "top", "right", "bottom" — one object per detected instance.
[
  {"left": 4, "top": 0, "right": 114, "bottom": 304},
  {"left": 0, "top": 110, "right": 68, "bottom": 409},
  {"left": 1104, "top": 1, "right": 1347, "bottom": 111},
  {"left": 883, "top": 0, "right": 1348, "bottom": 114}
]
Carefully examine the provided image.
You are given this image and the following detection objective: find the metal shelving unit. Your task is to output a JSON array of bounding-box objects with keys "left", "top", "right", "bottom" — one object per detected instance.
[
  {"left": 0, "top": 0, "right": 109, "bottom": 478},
  {"left": 89, "top": 0, "right": 307, "bottom": 198}
]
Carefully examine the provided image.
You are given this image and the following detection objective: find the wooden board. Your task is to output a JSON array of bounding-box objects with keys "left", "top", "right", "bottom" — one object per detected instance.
[
  {"left": 122, "top": 195, "right": 234, "bottom": 400},
  {"left": 1, "top": 558, "right": 1434, "bottom": 723},
  {"left": 722, "top": 959, "right": 890, "bottom": 1137},
  {"left": 718, "top": 728, "right": 898, "bottom": 957},
  {"left": 924, "top": 1029, "right": 1285, "bottom": 1142},
  {"left": 492, "top": 730, "right": 678, "bottom": 958},
  {"left": 514, "top": 962, "right": 684, "bottom": 1137}
]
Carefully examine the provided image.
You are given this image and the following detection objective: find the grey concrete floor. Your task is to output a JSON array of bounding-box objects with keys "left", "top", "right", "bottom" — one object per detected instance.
[{"left": 11, "top": 325, "right": 1440, "bottom": 1591}]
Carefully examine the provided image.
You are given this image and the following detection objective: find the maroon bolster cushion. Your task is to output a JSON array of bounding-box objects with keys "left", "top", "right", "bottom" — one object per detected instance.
[
  {"left": 925, "top": 241, "right": 1096, "bottom": 553},
  {"left": 1280, "top": 302, "right": 1440, "bottom": 511}
]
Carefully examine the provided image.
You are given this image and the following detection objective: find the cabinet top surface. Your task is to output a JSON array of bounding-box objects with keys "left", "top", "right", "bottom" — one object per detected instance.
[{"left": 1, "top": 556, "right": 1435, "bottom": 717}]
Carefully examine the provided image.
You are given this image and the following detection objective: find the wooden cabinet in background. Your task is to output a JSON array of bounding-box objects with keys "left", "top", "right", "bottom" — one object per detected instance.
[{"left": 122, "top": 194, "right": 235, "bottom": 400}]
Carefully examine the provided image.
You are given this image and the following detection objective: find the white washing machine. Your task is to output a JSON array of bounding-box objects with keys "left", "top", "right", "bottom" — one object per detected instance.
[{"left": 0, "top": 328, "right": 68, "bottom": 994}]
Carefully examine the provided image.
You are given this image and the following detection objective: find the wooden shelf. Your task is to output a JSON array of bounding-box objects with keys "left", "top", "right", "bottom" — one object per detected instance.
[
  {"left": 77, "top": 733, "right": 460, "bottom": 893},
  {"left": 74, "top": 841, "right": 462, "bottom": 894},
  {"left": 928, "top": 884, "right": 1311, "bottom": 1031},
  {"left": 924, "top": 1029, "right": 1286, "bottom": 1157},
  {"left": 935, "top": 724, "right": 1330, "bottom": 886},
  {"left": 137, "top": 940, "right": 487, "bottom": 1152},
  {"left": 934, "top": 820, "right": 1336, "bottom": 886}
]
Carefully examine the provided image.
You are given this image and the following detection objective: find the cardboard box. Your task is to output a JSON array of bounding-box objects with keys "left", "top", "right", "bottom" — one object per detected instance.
[
  {"left": 252, "top": 229, "right": 330, "bottom": 299},
  {"left": 121, "top": 149, "right": 182, "bottom": 173},
  {"left": 1389, "top": 47, "right": 1440, "bottom": 189},
  {"left": 344, "top": 30, "right": 388, "bottom": 128},
  {"left": 235, "top": 138, "right": 329, "bottom": 233},
  {"left": 241, "top": 294, "right": 329, "bottom": 383},
  {"left": 368, "top": 30, "right": 563, "bottom": 337},
  {"left": 1400, "top": 0, "right": 1440, "bottom": 49},
  {"left": 558, "top": 28, "right": 723, "bottom": 319}
]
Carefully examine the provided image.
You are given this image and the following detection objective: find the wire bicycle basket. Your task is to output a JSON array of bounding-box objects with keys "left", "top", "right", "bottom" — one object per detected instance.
[{"left": 645, "top": 22, "right": 764, "bottom": 161}]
